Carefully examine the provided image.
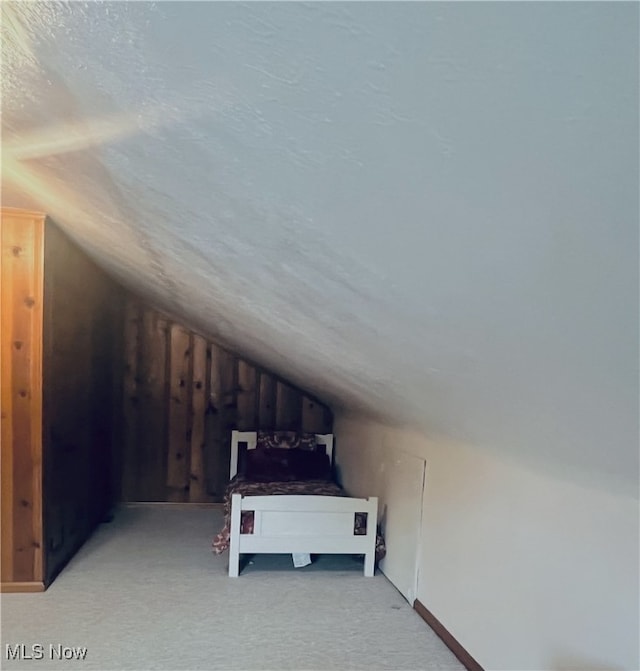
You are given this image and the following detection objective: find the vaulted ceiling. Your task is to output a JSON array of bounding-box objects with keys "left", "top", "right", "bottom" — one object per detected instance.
[{"left": 3, "top": 2, "right": 637, "bottom": 493}]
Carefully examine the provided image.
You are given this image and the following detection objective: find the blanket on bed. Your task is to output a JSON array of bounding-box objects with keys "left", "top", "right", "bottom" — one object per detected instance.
[{"left": 211, "top": 476, "right": 386, "bottom": 562}]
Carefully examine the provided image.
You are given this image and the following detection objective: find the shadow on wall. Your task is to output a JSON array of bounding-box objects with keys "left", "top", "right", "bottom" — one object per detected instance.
[{"left": 552, "top": 655, "right": 624, "bottom": 671}]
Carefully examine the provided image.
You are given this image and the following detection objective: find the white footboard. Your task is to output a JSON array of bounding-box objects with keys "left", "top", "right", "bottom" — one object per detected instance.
[{"left": 228, "top": 494, "right": 378, "bottom": 577}]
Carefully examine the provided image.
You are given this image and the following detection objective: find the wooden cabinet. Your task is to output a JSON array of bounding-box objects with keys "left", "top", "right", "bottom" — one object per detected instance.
[{"left": 1, "top": 209, "right": 122, "bottom": 591}]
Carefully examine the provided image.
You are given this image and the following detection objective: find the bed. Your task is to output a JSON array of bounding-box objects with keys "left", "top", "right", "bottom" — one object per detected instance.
[{"left": 212, "top": 430, "right": 383, "bottom": 577}]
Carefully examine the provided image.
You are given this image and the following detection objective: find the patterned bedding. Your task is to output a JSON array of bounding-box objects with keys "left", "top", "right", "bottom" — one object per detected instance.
[{"left": 211, "top": 475, "right": 386, "bottom": 562}]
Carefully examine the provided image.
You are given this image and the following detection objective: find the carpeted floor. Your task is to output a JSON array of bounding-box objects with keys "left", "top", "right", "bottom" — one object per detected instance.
[{"left": 0, "top": 506, "right": 464, "bottom": 670}]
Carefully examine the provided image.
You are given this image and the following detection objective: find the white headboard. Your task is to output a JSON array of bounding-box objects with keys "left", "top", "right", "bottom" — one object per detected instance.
[{"left": 230, "top": 430, "right": 335, "bottom": 479}]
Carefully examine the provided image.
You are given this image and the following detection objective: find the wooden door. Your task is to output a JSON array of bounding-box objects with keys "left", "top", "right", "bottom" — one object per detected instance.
[{"left": 379, "top": 450, "right": 426, "bottom": 604}]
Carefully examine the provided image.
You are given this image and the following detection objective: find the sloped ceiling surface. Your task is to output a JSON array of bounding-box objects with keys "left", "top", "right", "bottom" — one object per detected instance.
[{"left": 2, "top": 2, "right": 638, "bottom": 492}]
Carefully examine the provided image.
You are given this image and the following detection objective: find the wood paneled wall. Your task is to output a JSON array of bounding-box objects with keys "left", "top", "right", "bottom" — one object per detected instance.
[
  {"left": 120, "top": 298, "right": 333, "bottom": 503},
  {"left": 1, "top": 210, "right": 46, "bottom": 591},
  {"left": 0, "top": 210, "right": 123, "bottom": 591},
  {"left": 42, "top": 222, "right": 123, "bottom": 586}
]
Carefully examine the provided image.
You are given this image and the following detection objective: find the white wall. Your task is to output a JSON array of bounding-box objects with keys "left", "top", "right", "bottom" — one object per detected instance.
[{"left": 335, "top": 414, "right": 640, "bottom": 671}]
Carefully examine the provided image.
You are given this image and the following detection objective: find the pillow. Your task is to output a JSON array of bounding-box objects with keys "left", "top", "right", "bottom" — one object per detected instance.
[
  {"left": 290, "top": 449, "right": 332, "bottom": 481},
  {"left": 244, "top": 448, "right": 297, "bottom": 482},
  {"left": 257, "top": 431, "right": 318, "bottom": 451},
  {"left": 243, "top": 448, "right": 332, "bottom": 482}
]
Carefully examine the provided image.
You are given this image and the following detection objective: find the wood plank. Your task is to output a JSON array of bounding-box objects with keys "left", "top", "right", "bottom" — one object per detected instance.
[
  {"left": 86, "top": 278, "right": 117, "bottom": 524},
  {"left": 167, "top": 324, "right": 192, "bottom": 501},
  {"left": 413, "top": 600, "right": 485, "bottom": 671},
  {"left": 258, "top": 372, "right": 276, "bottom": 429},
  {"left": 154, "top": 314, "right": 170, "bottom": 499},
  {"left": 301, "top": 396, "right": 333, "bottom": 433},
  {"left": 29, "top": 217, "right": 44, "bottom": 584},
  {"left": 189, "top": 335, "right": 208, "bottom": 502},
  {"left": 122, "top": 502, "right": 221, "bottom": 510},
  {"left": 7, "top": 216, "right": 44, "bottom": 583},
  {"left": 137, "top": 309, "right": 168, "bottom": 501},
  {"left": 204, "top": 343, "right": 237, "bottom": 500},
  {"left": 1, "top": 216, "right": 16, "bottom": 582},
  {"left": 239, "top": 494, "right": 377, "bottom": 513},
  {"left": 121, "top": 298, "right": 140, "bottom": 502},
  {"left": 108, "top": 290, "right": 125, "bottom": 514},
  {"left": 220, "top": 350, "right": 238, "bottom": 409},
  {"left": 236, "top": 360, "right": 258, "bottom": 430},
  {"left": 204, "top": 343, "right": 223, "bottom": 500},
  {"left": 218, "top": 348, "right": 238, "bottom": 495},
  {"left": 237, "top": 535, "right": 372, "bottom": 555},
  {"left": 136, "top": 308, "right": 155, "bottom": 499},
  {"left": 275, "top": 381, "right": 302, "bottom": 430},
  {"left": 9, "top": 221, "right": 35, "bottom": 582},
  {"left": 0, "top": 581, "right": 46, "bottom": 593}
]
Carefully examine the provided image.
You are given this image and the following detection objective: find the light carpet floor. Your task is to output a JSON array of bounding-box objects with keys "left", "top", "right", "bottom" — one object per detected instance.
[{"left": 1, "top": 506, "right": 465, "bottom": 671}]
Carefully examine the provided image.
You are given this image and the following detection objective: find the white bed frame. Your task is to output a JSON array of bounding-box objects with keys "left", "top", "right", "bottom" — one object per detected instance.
[{"left": 228, "top": 430, "right": 378, "bottom": 577}]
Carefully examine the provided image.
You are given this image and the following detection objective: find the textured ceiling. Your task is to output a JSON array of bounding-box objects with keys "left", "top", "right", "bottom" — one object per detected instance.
[{"left": 2, "top": 2, "right": 638, "bottom": 494}]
